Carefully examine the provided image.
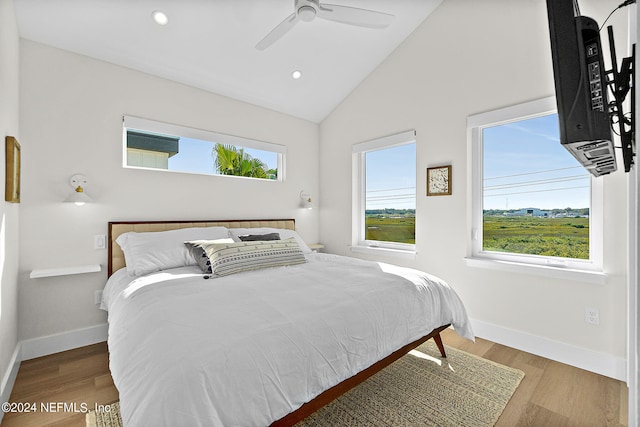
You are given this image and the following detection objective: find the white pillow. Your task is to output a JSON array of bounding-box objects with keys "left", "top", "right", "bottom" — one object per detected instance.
[
  {"left": 116, "top": 226, "right": 231, "bottom": 277},
  {"left": 228, "top": 227, "right": 312, "bottom": 253}
]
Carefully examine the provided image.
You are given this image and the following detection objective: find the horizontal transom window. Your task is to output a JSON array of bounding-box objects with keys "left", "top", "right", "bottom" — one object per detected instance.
[{"left": 123, "top": 116, "right": 285, "bottom": 181}]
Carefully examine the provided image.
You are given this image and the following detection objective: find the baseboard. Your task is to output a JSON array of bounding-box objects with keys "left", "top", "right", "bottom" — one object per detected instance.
[
  {"left": 20, "top": 323, "right": 108, "bottom": 361},
  {"left": 0, "top": 342, "right": 22, "bottom": 424},
  {"left": 471, "top": 318, "right": 627, "bottom": 381}
]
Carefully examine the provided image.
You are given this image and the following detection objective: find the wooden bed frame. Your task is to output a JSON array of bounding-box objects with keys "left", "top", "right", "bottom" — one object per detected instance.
[
  {"left": 107, "top": 218, "right": 449, "bottom": 426},
  {"left": 271, "top": 324, "right": 449, "bottom": 426}
]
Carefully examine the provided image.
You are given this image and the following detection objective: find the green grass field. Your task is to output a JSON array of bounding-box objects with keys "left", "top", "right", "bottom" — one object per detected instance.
[
  {"left": 365, "top": 217, "right": 415, "bottom": 244},
  {"left": 364, "top": 215, "right": 589, "bottom": 259},
  {"left": 483, "top": 215, "right": 589, "bottom": 259}
]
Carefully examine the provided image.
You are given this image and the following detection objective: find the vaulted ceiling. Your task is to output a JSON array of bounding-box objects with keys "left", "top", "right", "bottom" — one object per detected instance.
[{"left": 14, "top": 0, "right": 443, "bottom": 122}]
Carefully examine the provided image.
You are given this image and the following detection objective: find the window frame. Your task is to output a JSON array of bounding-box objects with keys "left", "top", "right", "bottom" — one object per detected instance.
[
  {"left": 122, "top": 116, "right": 286, "bottom": 181},
  {"left": 467, "top": 97, "right": 604, "bottom": 273},
  {"left": 351, "top": 130, "right": 417, "bottom": 257}
]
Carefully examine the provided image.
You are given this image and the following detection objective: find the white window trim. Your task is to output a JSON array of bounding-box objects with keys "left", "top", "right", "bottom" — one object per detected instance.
[
  {"left": 467, "top": 97, "right": 604, "bottom": 274},
  {"left": 352, "top": 130, "right": 417, "bottom": 256},
  {"left": 122, "top": 116, "right": 286, "bottom": 181}
]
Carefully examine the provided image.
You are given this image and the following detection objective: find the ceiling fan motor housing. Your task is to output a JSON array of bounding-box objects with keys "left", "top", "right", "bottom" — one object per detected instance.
[
  {"left": 298, "top": 5, "right": 316, "bottom": 21},
  {"left": 297, "top": 0, "right": 319, "bottom": 22}
]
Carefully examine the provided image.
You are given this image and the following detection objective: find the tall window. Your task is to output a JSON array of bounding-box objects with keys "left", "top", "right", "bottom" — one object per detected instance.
[
  {"left": 468, "top": 97, "right": 603, "bottom": 271},
  {"left": 353, "top": 130, "right": 416, "bottom": 253},
  {"left": 123, "top": 116, "right": 285, "bottom": 181}
]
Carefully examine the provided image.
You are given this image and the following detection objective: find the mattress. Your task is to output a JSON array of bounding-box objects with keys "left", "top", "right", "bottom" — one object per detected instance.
[{"left": 102, "top": 252, "right": 473, "bottom": 426}]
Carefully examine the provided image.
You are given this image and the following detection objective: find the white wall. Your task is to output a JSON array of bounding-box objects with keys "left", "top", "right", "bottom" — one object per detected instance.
[
  {"left": 0, "top": 0, "right": 20, "bottom": 406},
  {"left": 18, "top": 40, "right": 319, "bottom": 342},
  {"left": 13, "top": 0, "right": 631, "bottom": 383},
  {"left": 320, "top": 0, "right": 629, "bottom": 375}
]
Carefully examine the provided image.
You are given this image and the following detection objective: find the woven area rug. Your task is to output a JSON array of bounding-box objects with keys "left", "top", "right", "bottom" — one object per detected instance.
[
  {"left": 86, "top": 342, "right": 524, "bottom": 427},
  {"left": 85, "top": 401, "right": 121, "bottom": 427},
  {"left": 297, "top": 341, "right": 524, "bottom": 426}
]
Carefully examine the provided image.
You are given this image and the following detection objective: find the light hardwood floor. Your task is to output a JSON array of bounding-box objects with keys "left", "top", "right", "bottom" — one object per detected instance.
[
  {"left": 1, "top": 342, "right": 117, "bottom": 427},
  {"left": 1, "top": 329, "right": 628, "bottom": 426},
  {"left": 441, "top": 329, "right": 628, "bottom": 427}
]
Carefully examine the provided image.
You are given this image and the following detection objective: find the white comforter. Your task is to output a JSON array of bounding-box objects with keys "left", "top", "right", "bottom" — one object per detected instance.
[{"left": 102, "top": 253, "right": 473, "bottom": 427}]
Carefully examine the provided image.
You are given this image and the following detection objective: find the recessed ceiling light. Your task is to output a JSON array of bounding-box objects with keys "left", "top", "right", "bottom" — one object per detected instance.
[
  {"left": 152, "top": 10, "right": 168, "bottom": 25},
  {"left": 292, "top": 70, "right": 303, "bottom": 80}
]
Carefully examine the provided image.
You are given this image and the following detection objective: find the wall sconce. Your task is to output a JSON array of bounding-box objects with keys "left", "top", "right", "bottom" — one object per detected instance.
[
  {"left": 299, "top": 190, "right": 312, "bottom": 209},
  {"left": 64, "top": 174, "right": 92, "bottom": 206}
]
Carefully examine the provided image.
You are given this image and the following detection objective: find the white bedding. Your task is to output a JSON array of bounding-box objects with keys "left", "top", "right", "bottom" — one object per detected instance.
[{"left": 103, "top": 253, "right": 473, "bottom": 427}]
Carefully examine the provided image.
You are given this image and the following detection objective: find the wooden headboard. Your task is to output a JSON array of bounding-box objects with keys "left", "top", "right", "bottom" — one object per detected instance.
[{"left": 108, "top": 219, "right": 296, "bottom": 277}]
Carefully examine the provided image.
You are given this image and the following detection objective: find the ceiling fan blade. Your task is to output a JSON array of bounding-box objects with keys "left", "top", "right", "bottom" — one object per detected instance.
[
  {"left": 317, "top": 3, "right": 394, "bottom": 29},
  {"left": 255, "top": 12, "right": 299, "bottom": 50}
]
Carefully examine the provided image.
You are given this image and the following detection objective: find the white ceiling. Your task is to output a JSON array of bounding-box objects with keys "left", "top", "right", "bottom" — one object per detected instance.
[{"left": 14, "top": 0, "right": 442, "bottom": 123}]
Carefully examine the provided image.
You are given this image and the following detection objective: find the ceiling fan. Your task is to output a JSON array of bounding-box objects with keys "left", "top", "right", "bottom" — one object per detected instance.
[{"left": 255, "top": 0, "right": 394, "bottom": 50}]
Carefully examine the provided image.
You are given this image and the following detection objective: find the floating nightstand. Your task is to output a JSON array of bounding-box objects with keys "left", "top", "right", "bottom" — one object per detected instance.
[
  {"left": 308, "top": 244, "right": 325, "bottom": 253},
  {"left": 30, "top": 264, "right": 102, "bottom": 279}
]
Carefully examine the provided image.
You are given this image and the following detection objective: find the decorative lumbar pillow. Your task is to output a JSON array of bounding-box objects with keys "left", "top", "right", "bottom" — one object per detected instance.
[
  {"left": 229, "top": 228, "right": 312, "bottom": 253},
  {"left": 185, "top": 238, "right": 235, "bottom": 273},
  {"left": 237, "top": 233, "right": 280, "bottom": 242},
  {"left": 199, "top": 238, "right": 306, "bottom": 277},
  {"left": 116, "top": 226, "right": 231, "bottom": 277}
]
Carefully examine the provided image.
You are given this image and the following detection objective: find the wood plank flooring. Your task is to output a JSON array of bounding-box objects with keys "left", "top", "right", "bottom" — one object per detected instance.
[
  {"left": 1, "top": 329, "right": 628, "bottom": 426},
  {"left": 440, "top": 329, "right": 628, "bottom": 427},
  {"left": 1, "top": 342, "right": 118, "bottom": 427}
]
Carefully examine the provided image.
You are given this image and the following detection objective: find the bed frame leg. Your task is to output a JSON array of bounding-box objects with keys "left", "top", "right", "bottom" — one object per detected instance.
[{"left": 433, "top": 333, "right": 447, "bottom": 358}]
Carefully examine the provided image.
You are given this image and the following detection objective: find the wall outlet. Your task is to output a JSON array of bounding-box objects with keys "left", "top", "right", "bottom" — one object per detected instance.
[
  {"left": 585, "top": 307, "right": 600, "bottom": 325},
  {"left": 95, "top": 290, "right": 103, "bottom": 305},
  {"left": 94, "top": 235, "right": 106, "bottom": 249}
]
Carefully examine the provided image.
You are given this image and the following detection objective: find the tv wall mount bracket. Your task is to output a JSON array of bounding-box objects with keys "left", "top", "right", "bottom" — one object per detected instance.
[{"left": 605, "top": 25, "right": 635, "bottom": 172}]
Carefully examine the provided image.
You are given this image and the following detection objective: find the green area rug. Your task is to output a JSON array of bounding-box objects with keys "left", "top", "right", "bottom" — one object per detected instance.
[{"left": 86, "top": 341, "right": 524, "bottom": 427}]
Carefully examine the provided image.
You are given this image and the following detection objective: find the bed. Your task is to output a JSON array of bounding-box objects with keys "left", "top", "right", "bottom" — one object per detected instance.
[{"left": 103, "top": 219, "right": 474, "bottom": 426}]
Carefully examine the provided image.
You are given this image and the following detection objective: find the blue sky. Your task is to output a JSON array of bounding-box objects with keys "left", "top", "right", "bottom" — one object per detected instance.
[
  {"left": 482, "top": 114, "right": 590, "bottom": 210},
  {"left": 365, "top": 143, "right": 416, "bottom": 210}
]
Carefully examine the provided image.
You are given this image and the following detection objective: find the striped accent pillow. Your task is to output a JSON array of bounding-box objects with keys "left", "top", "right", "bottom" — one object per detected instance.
[
  {"left": 199, "top": 238, "right": 306, "bottom": 277},
  {"left": 185, "top": 238, "right": 235, "bottom": 273}
]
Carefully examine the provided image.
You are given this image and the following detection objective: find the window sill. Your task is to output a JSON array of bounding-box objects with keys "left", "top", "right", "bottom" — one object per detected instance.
[
  {"left": 464, "top": 257, "right": 606, "bottom": 285},
  {"left": 350, "top": 245, "right": 416, "bottom": 260}
]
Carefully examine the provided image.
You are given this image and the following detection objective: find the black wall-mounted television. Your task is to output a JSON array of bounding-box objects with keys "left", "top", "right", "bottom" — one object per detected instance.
[{"left": 546, "top": 0, "right": 617, "bottom": 177}]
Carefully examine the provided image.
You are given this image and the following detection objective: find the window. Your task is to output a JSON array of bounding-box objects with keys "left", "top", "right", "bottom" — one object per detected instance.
[
  {"left": 468, "top": 97, "right": 603, "bottom": 271},
  {"left": 123, "top": 116, "right": 285, "bottom": 181},
  {"left": 352, "top": 130, "right": 416, "bottom": 254}
]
